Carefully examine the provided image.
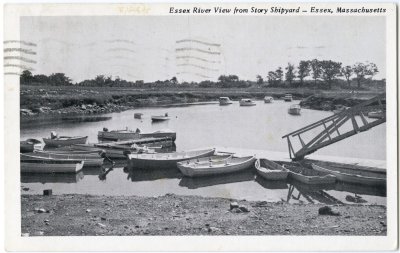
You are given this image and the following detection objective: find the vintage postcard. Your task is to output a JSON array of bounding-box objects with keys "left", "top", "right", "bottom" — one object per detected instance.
[{"left": 4, "top": 2, "right": 398, "bottom": 251}]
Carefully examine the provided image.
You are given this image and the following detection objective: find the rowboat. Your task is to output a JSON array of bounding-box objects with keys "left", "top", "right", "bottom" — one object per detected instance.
[
  {"left": 20, "top": 155, "right": 84, "bottom": 173},
  {"left": 151, "top": 113, "right": 170, "bottom": 122},
  {"left": 367, "top": 110, "right": 385, "bottom": 119},
  {"left": 98, "top": 128, "right": 141, "bottom": 140},
  {"left": 178, "top": 155, "right": 256, "bottom": 177},
  {"left": 177, "top": 154, "right": 231, "bottom": 177},
  {"left": 255, "top": 158, "right": 289, "bottom": 181},
  {"left": 127, "top": 148, "right": 216, "bottom": 169},
  {"left": 43, "top": 135, "right": 88, "bottom": 147},
  {"left": 239, "top": 99, "right": 256, "bottom": 106},
  {"left": 140, "top": 130, "right": 176, "bottom": 141},
  {"left": 264, "top": 96, "right": 274, "bottom": 103},
  {"left": 20, "top": 139, "right": 41, "bottom": 153},
  {"left": 288, "top": 104, "right": 301, "bottom": 115},
  {"left": 28, "top": 151, "right": 104, "bottom": 167},
  {"left": 134, "top": 113, "right": 143, "bottom": 119},
  {"left": 283, "top": 94, "right": 293, "bottom": 102},
  {"left": 311, "top": 162, "right": 386, "bottom": 186},
  {"left": 70, "top": 143, "right": 155, "bottom": 159},
  {"left": 219, "top": 97, "right": 233, "bottom": 105},
  {"left": 284, "top": 164, "right": 336, "bottom": 185}
]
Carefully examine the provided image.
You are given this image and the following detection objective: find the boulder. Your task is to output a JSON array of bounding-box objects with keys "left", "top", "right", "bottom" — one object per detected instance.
[
  {"left": 230, "top": 202, "right": 239, "bottom": 210},
  {"left": 318, "top": 206, "right": 340, "bottom": 216}
]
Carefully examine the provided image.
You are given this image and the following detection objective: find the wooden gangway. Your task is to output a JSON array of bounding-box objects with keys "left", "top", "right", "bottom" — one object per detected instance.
[{"left": 282, "top": 94, "right": 386, "bottom": 160}]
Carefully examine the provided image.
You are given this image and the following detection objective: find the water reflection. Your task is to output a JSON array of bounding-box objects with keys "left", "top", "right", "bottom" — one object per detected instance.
[
  {"left": 179, "top": 170, "right": 255, "bottom": 189},
  {"left": 123, "top": 167, "right": 182, "bottom": 182},
  {"left": 21, "top": 171, "right": 84, "bottom": 184},
  {"left": 286, "top": 180, "right": 341, "bottom": 205},
  {"left": 334, "top": 182, "right": 386, "bottom": 197}
]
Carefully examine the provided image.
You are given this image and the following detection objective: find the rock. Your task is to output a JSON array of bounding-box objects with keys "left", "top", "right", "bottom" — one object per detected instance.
[
  {"left": 380, "top": 221, "right": 386, "bottom": 227},
  {"left": 37, "top": 208, "right": 47, "bottom": 213},
  {"left": 230, "top": 202, "right": 239, "bottom": 210},
  {"left": 239, "top": 206, "right": 250, "bottom": 213},
  {"left": 207, "top": 226, "right": 220, "bottom": 233},
  {"left": 86, "top": 209, "right": 91, "bottom": 213},
  {"left": 101, "top": 217, "right": 107, "bottom": 221},
  {"left": 22, "top": 187, "right": 29, "bottom": 191},
  {"left": 318, "top": 206, "right": 341, "bottom": 216},
  {"left": 81, "top": 104, "right": 86, "bottom": 110},
  {"left": 97, "top": 223, "right": 106, "bottom": 228},
  {"left": 43, "top": 189, "right": 52, "bottom": 196}
]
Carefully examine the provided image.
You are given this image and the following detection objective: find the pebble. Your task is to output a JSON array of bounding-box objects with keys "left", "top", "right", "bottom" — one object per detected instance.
[
  {"left": 239, "top": 206, "right": 250, "bottom": 213},
  {"left": 318, "top": 206, "right": 340, "bottom": 216},
  {"left": 86, "top": 209, "right": 91, "bottom": 213},
  {"left": 230, "top": 202, "right": 239, "bottom": 210},
  {"left": 101, "top": 217, "right": 107, "bottom": 221}
]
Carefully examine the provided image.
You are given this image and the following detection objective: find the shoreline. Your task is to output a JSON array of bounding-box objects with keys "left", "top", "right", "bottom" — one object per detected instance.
[{"left": 21, "top": 193, "right": 387, "bottom": 236}]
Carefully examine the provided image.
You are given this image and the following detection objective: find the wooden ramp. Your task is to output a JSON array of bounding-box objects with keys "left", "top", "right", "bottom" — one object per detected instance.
[{"left": 282, "top": 94, "right": 386, "bottom": 161}]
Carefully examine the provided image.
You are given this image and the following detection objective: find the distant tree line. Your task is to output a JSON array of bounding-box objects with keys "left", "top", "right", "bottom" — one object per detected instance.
[{"left": 262, "top": 60, "right": 379, "bottom": 89}]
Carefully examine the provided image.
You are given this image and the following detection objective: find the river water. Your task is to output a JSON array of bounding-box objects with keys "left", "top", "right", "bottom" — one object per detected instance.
[{"left": 20, "top": 100, "right": 386, "bottom": 205}]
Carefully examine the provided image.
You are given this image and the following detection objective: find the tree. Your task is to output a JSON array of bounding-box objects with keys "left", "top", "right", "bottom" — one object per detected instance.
[
  {"left": 309, "top": 59, "right": 321, "bottom": 85},
  {"left": 297, "top": 60, "right": 310, "bottom": 85},
  {"left": 256, "top": 75, "right": 264, "bottom": 84},
  {"left": 353, "top": 62, "right": 379, "bottom": 88},
  {"left": 267, "top": 71, "right": 277, "bottom": 85},
  {"left": 48, "top": 73, "right": 72, "bottom": 86},
  {"left": 170, "top": 76, "right": 178, "bottom": 85},
  {"left": 285, "top": 63, "right": 296, "bottom": 85},
  {"left": 275, "top": 67, "right": 283, "bottom": 83},
  {"left": 20, "top": 70, "right": 33, "bottom": 84},
  {"left": 341, "top": 65, "right": 353, "bottom": 87},
  {"left": 320, "top": 60, "right": 342, "bottom": 88}
]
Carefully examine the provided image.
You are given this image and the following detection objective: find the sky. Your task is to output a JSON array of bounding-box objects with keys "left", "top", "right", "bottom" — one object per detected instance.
[{"left": 18, "top": 15, "right": 386, "bottom": 82}]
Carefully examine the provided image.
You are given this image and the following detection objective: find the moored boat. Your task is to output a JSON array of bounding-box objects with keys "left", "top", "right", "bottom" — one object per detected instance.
[
  {"left": 27, "top": 151, "right": 104, "bottom": 167},
  {"left": 134, "top": 113, "right": 143, "bottom": 119},
  {"left": 43, "top": 132, "right": 88, "bottom": 147},
  {"left": 20, "top": 139, "right": 41, "bottom": 153},
  {"left": 284, "top": 164, "right": 336, "bottom": 185},
  {"left": 264, "top": 96, "right": 274, "bottom": 103},
  {"left": 283, "top": 94, "right": 293, "bottom": 102},
  {"left": 255, "top": 158, "right": 288, "bottom": 181},
  {"left": 20, "top": 156, "right": 84, "bottom": 173},
  {"left": 288, "top": 104, "right": 301, "bottom": 115},
  {"left": 127, "top": 148, "right": 216, "bottom": 169},
  {"left": 311, "top": 162, "right": 386, "bottom": 186},
  {"left": 239, "top": 99, "right": 256, "bottom": 106},
  {"left": 70, "top": 143, "right": 155, "bottom": 159},
  {"left": 139, "top": 129, "right": 176, "bottom": 141},
  {"left": 367, "top": 110, "right": 385, "bottom": 119},
  {"left": 219, "top": 97, "right": 233, "bottom": 105},
  {"left": 98, "top": 127, "right": 141, "bottom": 140},
  {"left": 151, "top": 113, "right": 170, "bottom": 122}
]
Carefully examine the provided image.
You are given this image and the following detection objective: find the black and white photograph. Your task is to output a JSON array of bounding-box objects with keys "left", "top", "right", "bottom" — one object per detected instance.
[{"left": 4, "top": 2, "right": 398, "bottom": 251}]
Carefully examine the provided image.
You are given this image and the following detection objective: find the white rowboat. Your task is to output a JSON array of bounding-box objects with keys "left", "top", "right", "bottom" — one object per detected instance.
[{"left": 255, "top": 158, "right": 288, "bottom": 180}]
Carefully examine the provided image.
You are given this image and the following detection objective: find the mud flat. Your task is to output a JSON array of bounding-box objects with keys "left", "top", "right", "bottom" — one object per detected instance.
[{"left": 21, "top": 194, "right": 386, "bottom": 236}]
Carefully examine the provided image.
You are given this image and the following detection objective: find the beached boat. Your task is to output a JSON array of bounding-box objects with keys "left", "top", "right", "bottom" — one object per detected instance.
[
  {"left": 264, "top": 96, "right": 274, "bottom": 103},
  {"left": 311, "top": 162, "right": 386, "bottom": 186},
  {"left": 255, "top": 158, "right": 289, "bottom": 181},
  {"left": 178, "top": 155, "right": 256, "bottom": 177},
  {"left": 151, "top": 114, "right": 170, "bottom": 122},
  {"left": 20, "top": 155, "right": 84, "bottom": 173},
  {"left": 127, "top": 148, "right": 216, "bottom": 169},
  {"left": 219, "top": 97, "right": 233, "bottom": 105},
  {"left": 367, "top": 110, "right": 385, "bottom": 119},
  {"left": 28, "top": 151, "right": 104, "bottom": 167},
  {"left": 283, "top": 94, "right": 293, "bottom": 102},
  {"left": 239, "top": 99, "right": 256, "bottom": 106},
  {"left": 288, "top": 104, "right": 301, "bottom": 115},
  {"left": 20, "top": 139, "right": 41, "bottom": 153},
  {"left": 43, "top": 132, "right": 88, "bottom": 147},
  {"left": 134, "top": 113, "right": 143, "bottom": 119},
  {"left": 284, "top": 164, "right": 336, "bottom": 185}
]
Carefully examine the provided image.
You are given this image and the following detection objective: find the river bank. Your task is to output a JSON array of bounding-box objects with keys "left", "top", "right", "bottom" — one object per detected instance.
[
  {"left": 21, "top": 194, "right": 386, "bottom": 236},
  {"left": 20, "top": 85, "right": 382, "bottom": 122}
]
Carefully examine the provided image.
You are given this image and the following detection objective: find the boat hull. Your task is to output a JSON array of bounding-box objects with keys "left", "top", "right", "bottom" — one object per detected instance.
[
  {"left": 288, "top": 108, "right": 301, "bottom": 115},
  {"left": 26, "top": 151, "right": 103, "bottom": 167},
  {"left": 151, "top": 116, "right": 170, "bottom": 122},
  {"left": 285, "top": 165, "right": 336, "bottom": 185},
  {"left": 43, "top": 136, "right": 88, "bottom": 147},
  {"left": 264, "top": 97, "right": 274, "bottom": 103},
  {"left": 128, "top": 149, "right": 216, "bottom": 169},
  {"left": 98, "top": 131, "right": 140, "bottom": 140},
  {"left": 178, "top": 156, "right": 256, "bottom": 177},
  {"left": 21, "top": 161, "right": 84, "bottom": 173},
  {"left": 255, "top": 159, "right": 288, "bottom": 180},
  {"left": 311, "top": 163, "right": 386, "bottom": 186}
]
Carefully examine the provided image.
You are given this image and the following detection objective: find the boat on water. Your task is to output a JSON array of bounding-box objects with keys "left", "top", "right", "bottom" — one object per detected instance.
[
  {"left": 311, "top": 162, "right": 386, "bottom": 186},
  {"left": 367, "top": 110, "right": 385, "bottom": 119},
  {"left": 264, "top": 96, "right": 274, "bottom": 103},
  {"left": 239, "top": 99, "right": 256, "bottom": 106},
  {"left": 283, "top": 164, "right": 336, "bottom": 185},
  {"left": 134, "top": 113, "right": 143, "bottom": 119},
  {"left": 283, "top": 94, "right": 293, "bottom": 102},
  {"left": 20, "top": 139, "right": 41, "bottom": 153},
  {"left": 178, "top": 155, "right": 256, "bottom": 177},
  {"left": 70, "top": 143, "right": 155, "bottom": 159},
  {"left": 27, "top": 151, "right": 104, "bottom": 167},
  {"left": 127, "top": 148, "right": 216, "bottom": 169},
  {"left": 20, "top": 155, "right": 84, "bottom": 173},
  {"left": 151, "top": 113, "right": 170, "bottom": 122},
  {"left": 288, "top": 104, "right": 301, "bottom": 115},
  {"left": 43, "top": 132, "right": 88, "bottom": 147},
  {"left": 140, "top": 130, "right": 176, "bottom": 141},
  {"left": 98, "top": 127, "right": 141, "bottom": 140},
  {"left": 255, "top": 158, "right": 289, "bottom": 181},
  {"left": 219, "top": 97, "right": 233, "bottom": 105}
]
